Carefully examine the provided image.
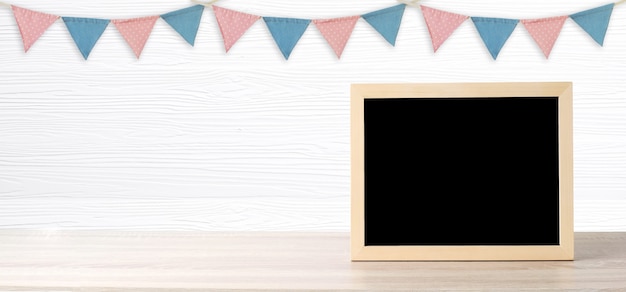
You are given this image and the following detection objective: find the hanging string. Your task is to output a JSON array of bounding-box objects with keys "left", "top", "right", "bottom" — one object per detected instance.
[
  {"left": 0, "top": 0, "right": 221, "bottom": 8},
  {"left": 191, "top": 0, "right": 220, "bottom": 7},
  {"left": 397, "top": 0, "right": 420, "bottom": 7}
]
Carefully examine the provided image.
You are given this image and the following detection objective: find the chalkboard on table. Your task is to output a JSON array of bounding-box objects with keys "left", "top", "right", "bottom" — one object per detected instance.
[{"left": 350, "top": 83, "right": 573, "bottom": 261}]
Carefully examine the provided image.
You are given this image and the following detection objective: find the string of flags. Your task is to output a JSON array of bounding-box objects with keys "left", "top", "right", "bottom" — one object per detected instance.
[{"left": 0, "top": 0, "right": 622, "bottom": 60}]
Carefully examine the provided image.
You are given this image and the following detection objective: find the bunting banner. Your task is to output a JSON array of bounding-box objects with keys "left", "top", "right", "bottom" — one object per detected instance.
[
  {"left": 521, "top": 16, "right": 568, "bottom": 58},
  {"left": 0, "top": 2, "right": 622, "bottom": 60},
  {"left": 161, "top": 5, "right": 205, "bottom": 46},
  {"left": 11, "top": 6, "right": 59, "bottom": 52},
  {"left": 313, "top": 16, "right": 360, "bottom": 58},
  {"left": 63, "top": 17, "right": 110, "bottom": 60},
  {"left": 472, "top": 17, "right": 519, "bottom": 60},
  {"left": 570, "top": 3, "right": 614, "bottom": 46},
  {"left": 213, "top": 6, "right": 260, "bottom": 52},
  {"left": 112, "top": 16, "right": 160, "bottom": 58},
  {"left": 420, "top": 5, "right": 468, "bottom": 52},
  {"left": 263, "top": 17, "right": 311, "bottom": 59},
  {"left": 361, "top": 4, "right": 406, "bottom": 46}
]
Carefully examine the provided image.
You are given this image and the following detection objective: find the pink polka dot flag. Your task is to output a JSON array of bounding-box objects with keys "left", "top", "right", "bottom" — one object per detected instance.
[
  {"left": 313, "top": 16, "right": 360, "bottom": 59},
  {"left": 11, "top": 5, "right": 59, "bottom": 52},
  {"left": 213, "top": 6, "right": 261, "bottom": 53},
  {"left": 522, "top": 16, "right": 568, "bottom": 59},
  {"left": 112, "top": 16, "right": 159, "bottom": 58},
  {"left": 420, "top": 5, "right": 468, "bottom": 53}
]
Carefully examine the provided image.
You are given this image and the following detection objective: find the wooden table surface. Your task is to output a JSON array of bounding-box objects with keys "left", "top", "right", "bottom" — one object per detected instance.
[{"left": 0, "top": 231, "right": 625, "bottom": 291}]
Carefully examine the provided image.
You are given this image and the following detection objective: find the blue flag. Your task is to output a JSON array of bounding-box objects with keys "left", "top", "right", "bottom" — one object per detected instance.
[
  {"left": 570, "top": 4, "right": 614, "bottom": 46},
  {"left": 362, "top": 4, "right": 406, "bottom": 46},
  {"left": 161, "top": 5, "right": 205, "bottom": 46},
  {"left": 263, "top": 17, "right": 311, "bottom": 60},
  {"left": 471, "top": 17, "right": 519, "bottom": 60},
  {"left": 62, "top": 17, "right": 110, "bottom": 60}
]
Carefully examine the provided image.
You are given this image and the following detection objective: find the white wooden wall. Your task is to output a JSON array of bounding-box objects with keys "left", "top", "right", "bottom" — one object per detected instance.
[{"left": 1, "top": 0, "right": 625, "bottom": 231}]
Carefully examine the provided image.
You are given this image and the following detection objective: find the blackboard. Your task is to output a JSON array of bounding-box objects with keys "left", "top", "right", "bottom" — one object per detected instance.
[{"left": 350, "top": 83, "right": 573, "bottom": 261}]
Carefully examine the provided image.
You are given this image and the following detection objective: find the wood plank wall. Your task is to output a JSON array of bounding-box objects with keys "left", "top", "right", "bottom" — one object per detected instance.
[{"left": 0, "top": 0, "right": 624, "bottom": 231}]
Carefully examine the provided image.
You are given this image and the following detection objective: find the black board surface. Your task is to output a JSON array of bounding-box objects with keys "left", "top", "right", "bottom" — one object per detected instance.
[{"left": 363, "top": 97, "right": 560, "bottom": 246}]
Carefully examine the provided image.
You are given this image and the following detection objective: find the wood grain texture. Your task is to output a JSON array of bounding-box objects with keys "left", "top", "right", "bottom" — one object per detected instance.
[
  {"left": 0, "top": 231, "right": 625, "bottom": 291},
  {"left": 0, "top": 0, "right": 625, "bottom": 231}
]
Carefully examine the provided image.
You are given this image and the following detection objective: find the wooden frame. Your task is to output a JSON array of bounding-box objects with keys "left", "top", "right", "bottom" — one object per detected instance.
[{"left": 350, "top": 82, "right": 573, "bottom": 261}]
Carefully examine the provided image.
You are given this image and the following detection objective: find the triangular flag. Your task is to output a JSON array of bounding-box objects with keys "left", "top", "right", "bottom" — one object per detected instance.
[
  {"left": 570, "top": 4, "right": 614, "bottom": 46},
  {"left": 263, "top": 17, "right": 311, "bottom": 60},
  {"left": 313, "top": 15, "right": 359, "bottom": 58},
  {"left": 213, "top": 6, "right": 261, "bottom": 52},
  {"left": 420, "top": 5, "right": 468, "bottom": 52},
  {"left": 112, "top": 16, "right": 160, "bottom": 58},
  {"left": 11, "top": 6, "right": 59, "bottom": 52},
  {"left": 522, "top": 16, "right": 567, "bottom": 58},
  {"left": 62, "top": 17, "right": 110, "bottom": 60},
  {"left": 361, "top": 4, "right": 406, "bottom": 46},
  {"left": 471, "top": 17, "right": 519, "bottom": 60},
  {"left": 161, "top": 5, "right": 205, "bottom": 46}
]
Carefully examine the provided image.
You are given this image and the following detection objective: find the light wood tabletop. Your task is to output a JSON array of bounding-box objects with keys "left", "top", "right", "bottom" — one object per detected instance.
[{"left": 0, "top": 231, "right": 625, "bottom": 291}]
